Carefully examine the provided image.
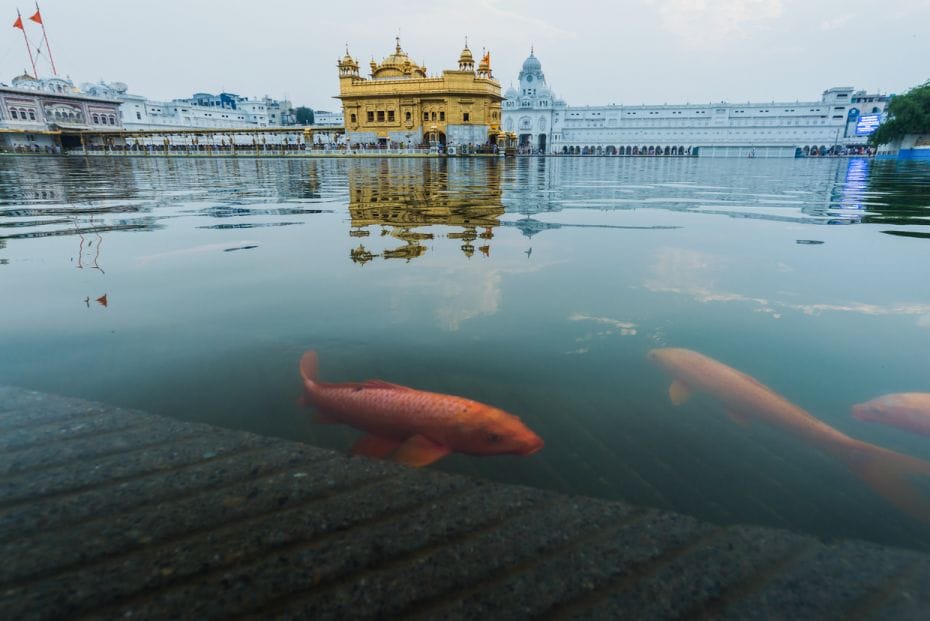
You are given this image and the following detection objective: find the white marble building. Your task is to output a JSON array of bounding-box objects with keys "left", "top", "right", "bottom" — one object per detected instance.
[
  {"left": 503, "top": 50, "right": 890, "bottom": 157},
  {"left": 81, "top": 82, "right": 295, "bottom": 131}
]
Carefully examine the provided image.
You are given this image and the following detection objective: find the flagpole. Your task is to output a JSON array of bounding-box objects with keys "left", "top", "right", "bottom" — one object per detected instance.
[
  {"left": 15, "top": 9, "right": 38, "bottom": 79},
  {"left": 32, "top": 2, "right": 56, "bottom": 76}
]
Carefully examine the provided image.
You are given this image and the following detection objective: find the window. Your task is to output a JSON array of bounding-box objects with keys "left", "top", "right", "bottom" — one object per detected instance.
[
  {"left": 136, "top": 111, "right": 142, "bottom": 120},
  {"left": 10, "top": 109, "right": 17, "bottom": 119},
  {"left": 387, "top": 110, "right": 395, "bottom": 122},
  {"left": 367, "top": 111, "right": 374, "bottom": 122},
  {"left": 350, "top": 113, "right": 357, "bottom": 123},
  {"left": 377, "top": 111, "right": 385, "bottom": 122},
  {"left": 463, "top": 112, "right": 470, "bottom": 122},
  {"left": 93, "top": 113, "right": 99, "bottom": 123},
  {"left": 439, "top": 111, "right": 445, "bottom": 121},
  {"left": 405, "top": 111, "right": 411, "bottom": 121},
  {"left": 423, "top": 111, "right": 429, "bottom": 121},
  {"left": 29, "top": 110, "right": 36, "bottom": 120},
  {"left": 431, "top": 112, "right": 436, "bottom": 121}
]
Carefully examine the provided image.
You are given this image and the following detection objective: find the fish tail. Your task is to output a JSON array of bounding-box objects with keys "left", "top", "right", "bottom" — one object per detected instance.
[
  {"left": 298, "top": 350, "right": 320, "bottom": 405},
  {"left": 840, "top": 441, "right": 930, "bottom": 523}
]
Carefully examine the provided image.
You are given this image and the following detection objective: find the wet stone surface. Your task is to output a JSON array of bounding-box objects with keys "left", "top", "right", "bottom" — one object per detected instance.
[{"left": 1, "top": 386, "right": 930, "bottom": 621}]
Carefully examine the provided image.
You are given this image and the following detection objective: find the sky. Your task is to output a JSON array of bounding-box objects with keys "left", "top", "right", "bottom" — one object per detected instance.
[{"left": 0, "top": 0, "right": 927, "bottom": 110}]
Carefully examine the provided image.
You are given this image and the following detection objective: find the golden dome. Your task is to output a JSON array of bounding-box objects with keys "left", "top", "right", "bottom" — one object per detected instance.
[
  {"left": 371, "top": 37, "right": 426, "bottom": 78},
  {"left": 459, "top": 46, "right": 474, "bottom": 63}
]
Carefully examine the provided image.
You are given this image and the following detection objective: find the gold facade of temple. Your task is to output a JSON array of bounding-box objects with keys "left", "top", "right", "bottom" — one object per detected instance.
[{"left": 337, "top": 38, "right": 503, "bottom": 148}]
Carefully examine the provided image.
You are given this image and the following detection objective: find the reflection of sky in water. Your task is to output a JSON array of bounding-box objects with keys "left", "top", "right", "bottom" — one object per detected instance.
[{"left": 3, "top": 156, "right": 930, "bottom": 551}]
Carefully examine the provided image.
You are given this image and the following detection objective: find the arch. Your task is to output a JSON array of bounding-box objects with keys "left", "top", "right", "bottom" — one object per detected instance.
[
  {"left": 648, "top": 146, "right": 655, "bottom": 155},
  {"left": 10, "top": 109, "right": 17, "bottom": 120},
  {"left": 671, "top": 146, "right": 678, "bottom": 156},
  {"left": 803, "top": 145, "right": 810, "bottom": 155},
  {"left": 871, "top": 106, "right": 880, "bottom": 114},
  {"left": 93, "top": 113, "right": 99, "bottom": 124},
  {"left": 664, "top": 146, "right": 671, "bottom": 155},
  {"left": 679, "top": 145, "right": 685, "bottom": 154},
  {"left": 626, "top": 146, "right": 632, "bottom": 155},
  {"left": 562, "top": 146, "right": 568, "bottom": 154}
]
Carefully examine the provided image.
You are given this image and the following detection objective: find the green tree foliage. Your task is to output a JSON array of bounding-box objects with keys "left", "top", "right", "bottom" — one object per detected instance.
[
  {"left": 869, "top": 80, "right": 930, "bottom": 145},
  {"left": 295, "top": 106, "right": 315, "bottom": 125}
]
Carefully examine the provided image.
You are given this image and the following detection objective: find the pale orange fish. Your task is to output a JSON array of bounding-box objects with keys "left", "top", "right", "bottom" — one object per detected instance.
[
  {"left": 649, "top": 347, "right": 930, "bottom": 522},
  {"left": 853, "top": 393, "right": 930, "bottom": 436},
  {"left": 299, "top": 351, "right": 543, "bottom": 467}
]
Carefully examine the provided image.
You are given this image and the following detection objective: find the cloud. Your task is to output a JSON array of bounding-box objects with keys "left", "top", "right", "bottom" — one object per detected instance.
[{"left": 650, "top": 0, "right": 787, "bottom": 47}]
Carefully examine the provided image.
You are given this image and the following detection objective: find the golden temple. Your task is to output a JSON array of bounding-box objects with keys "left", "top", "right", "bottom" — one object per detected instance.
[{"left": 337, "top": 38, "right": 503, "bottom": 149}]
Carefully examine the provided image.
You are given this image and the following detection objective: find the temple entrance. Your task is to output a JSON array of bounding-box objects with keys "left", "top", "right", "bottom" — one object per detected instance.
[
  {"left": 537, "top": 134, "right": 546, "bottom": 153},
  {"left": 421, "top": 131, "right": 446, "bottom": 148},
  {"left": 519, "top": 134, "right": 532, "bottom": 147}
]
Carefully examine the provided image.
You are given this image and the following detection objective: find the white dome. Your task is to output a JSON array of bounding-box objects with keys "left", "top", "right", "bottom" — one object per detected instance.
[
  {"left": 505, "top": 84, "right": 519, "bottom": 99},
  {"left": 522, "top": 52, "right": 541, "bottom": 73}
]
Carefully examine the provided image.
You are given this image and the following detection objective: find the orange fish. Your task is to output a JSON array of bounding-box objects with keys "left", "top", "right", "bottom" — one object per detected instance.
[
  {"left": 299, "top": 351, "right": 543, "bottom": 467},
  {"left": 96, "top": 294, "right": 108, "bottom": 307},
  {"left": 649, "top": 347, "right": 930, "bottom": 522},
  {"left": 853, "top": 393, "right": 930, "bottom": 436}
]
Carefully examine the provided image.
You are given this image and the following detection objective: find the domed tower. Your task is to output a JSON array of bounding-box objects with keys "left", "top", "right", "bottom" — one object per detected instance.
[
  {"left": 476, "top": 50, "right": 492, "bottom": 79},
  {"left": 518, "top": 47, "right": 546, "bottom": 94},
  {"left": 337, "top": 46, "right": 359, "bottom": 77},
  {"left": 458, "top": 40, "right": 474, "bottom": 72}
]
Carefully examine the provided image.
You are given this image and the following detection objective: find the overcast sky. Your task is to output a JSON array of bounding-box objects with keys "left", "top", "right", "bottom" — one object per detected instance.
[{"left": 1, "top": 0, "right": 927, "bottom": 109}]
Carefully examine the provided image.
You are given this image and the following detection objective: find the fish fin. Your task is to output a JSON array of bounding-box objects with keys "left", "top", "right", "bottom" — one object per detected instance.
[
  {"left": 842, "top": 443, "right": 930, "bottom": 523},
  {"left": 300, "top": 350, "right": 319, "bottom": 385},
  {"left": 312, "top": 411, "right": 340, "bottom": 425},
  {"left": 726, "top": 409, "right": 751, "bottom": 427},
  {"left": 393, "top": 435, "right": 451, "bottom": 467},
  {"left": 362, "top": 379, "right": 412, "bottom": 391},
  {"left": 669, "top": 379, "right": 692, "bottom": 406},
  {"left": 351, "top": 434, "right": 402, "bottom": 459}
]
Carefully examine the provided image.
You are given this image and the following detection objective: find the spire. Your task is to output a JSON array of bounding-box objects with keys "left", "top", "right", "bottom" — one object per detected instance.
[{"left": 395, "top": 34, "right": 401, "bottom": 54}]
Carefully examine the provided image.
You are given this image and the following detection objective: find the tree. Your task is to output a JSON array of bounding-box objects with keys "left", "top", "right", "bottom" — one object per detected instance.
[
  {"left": 295, "top": 106, "right": 314, "bottom": 125},
  {"left": 869, "top": 80, "right": 930, "bottom": 146}
]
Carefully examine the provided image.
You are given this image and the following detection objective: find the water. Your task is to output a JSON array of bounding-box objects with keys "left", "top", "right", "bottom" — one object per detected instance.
[{"left": 3, "top": 155, "right": 930, "bottom": 551}]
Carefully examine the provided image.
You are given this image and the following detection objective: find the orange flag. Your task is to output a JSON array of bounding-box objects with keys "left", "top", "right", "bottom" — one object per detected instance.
[
  {"left": 29, "top": 9, "right": 41, "bottom": 24},
  {"left": 13, "top": 15, "right": 23, "bottom": 29}
]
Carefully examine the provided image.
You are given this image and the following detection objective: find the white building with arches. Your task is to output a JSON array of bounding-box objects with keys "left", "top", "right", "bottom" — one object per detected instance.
[
  {"left": 503, "top": 50, "right": 890, "bottom": 157},
  {"left": 502, "top": 49, "right": 566, "bottom": 153}
]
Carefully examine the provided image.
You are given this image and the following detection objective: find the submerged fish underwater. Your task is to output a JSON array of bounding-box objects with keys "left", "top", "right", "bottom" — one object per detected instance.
[
  {"left": 649, "top": 347, "right": 930, "bottom": 522},
  {"left": 853, "top": 393, "right": 930, "bottom": 437},
  {"left": 298, "top": 350, "right": 544, "bottom": 467}
]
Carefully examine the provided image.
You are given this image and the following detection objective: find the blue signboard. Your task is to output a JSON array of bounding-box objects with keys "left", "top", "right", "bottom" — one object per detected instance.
[{"left": 856, "top": 114, "right": 881, "bottom": 136}]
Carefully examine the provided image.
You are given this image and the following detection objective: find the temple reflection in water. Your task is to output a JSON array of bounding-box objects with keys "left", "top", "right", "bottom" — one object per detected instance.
[{"left": 347, "top": 158, "right": 503, "bottom": 265}]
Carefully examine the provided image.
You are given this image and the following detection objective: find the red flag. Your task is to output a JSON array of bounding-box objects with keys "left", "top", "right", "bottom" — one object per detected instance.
[
  {"left": 29, "top": 10, "right": 41, "bottom": 24},
  {"left": 13, "top": 15, "right": 23, "bottom": 30}
]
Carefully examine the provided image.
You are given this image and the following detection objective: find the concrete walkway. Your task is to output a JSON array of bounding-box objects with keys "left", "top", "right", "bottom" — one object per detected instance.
[{"left": 1, "top": 385, "right": 927, "bottom": 620}]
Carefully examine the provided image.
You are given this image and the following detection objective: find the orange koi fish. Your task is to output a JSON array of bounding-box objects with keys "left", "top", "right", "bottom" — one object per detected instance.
[
  {"left": 853, "top": 393, "right": 930, "bottom": 436},
  {"left": 299, "top": 351, "right": 543, "bottom": 467},
  {"left": 649, "top": 347, "right": 930, "bottom": 522}
]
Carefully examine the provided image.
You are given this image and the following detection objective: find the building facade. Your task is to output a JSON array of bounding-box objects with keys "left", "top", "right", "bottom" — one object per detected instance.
[
  {"left": 503, "top": 50, "right": 891, "bottom": 157},
  {"left": 81, "top": 82, "right": 296, "bottom": 130},
  {"left": 312, "top": 110, "right": 344, "bottom": 126},
  {"left": 337, "top": 38, "right": 503, "bottom": 148},
  {"left": 0, "top": 74, "right": 122, "bottom": 150}
]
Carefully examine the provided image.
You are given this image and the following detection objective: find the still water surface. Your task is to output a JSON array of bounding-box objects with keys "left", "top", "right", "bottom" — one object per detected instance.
[{"left": 3, "top": 155, "right": 930, "bottom": 550}]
